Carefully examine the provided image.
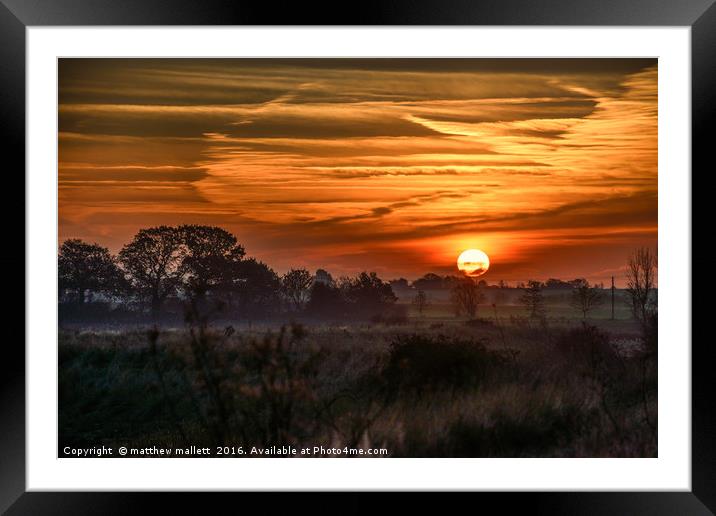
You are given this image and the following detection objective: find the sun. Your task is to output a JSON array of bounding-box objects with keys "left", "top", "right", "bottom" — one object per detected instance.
[{"left": 457, "top": 249, "right": 490, "bottom": 278}]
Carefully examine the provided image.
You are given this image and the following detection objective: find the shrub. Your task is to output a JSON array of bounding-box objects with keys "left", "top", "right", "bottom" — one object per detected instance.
[
  {"left": 553, "top": 323, "right": 620, "bottom": 372},
  {"left": 383, "top": 334, "right": 512, "bottom": 397},
  {"left": 553, "top": 323, "right": 628, "bottom": 439},
  {"left": 236, "top": 323, "right": 326, "bottom": 445},
  {"left": 441, "top": 404, "right": 588, "bottom": 457}
]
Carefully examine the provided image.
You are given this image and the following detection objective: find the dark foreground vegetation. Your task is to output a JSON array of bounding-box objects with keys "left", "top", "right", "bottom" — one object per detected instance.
[{"left": 59, "top": 311, "right": 657, "bottom": 457}]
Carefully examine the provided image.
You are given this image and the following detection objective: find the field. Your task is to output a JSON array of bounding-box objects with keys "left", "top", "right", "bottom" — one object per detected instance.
[{"left": 58, "top": 295, "right": 657, "bottom": 458}]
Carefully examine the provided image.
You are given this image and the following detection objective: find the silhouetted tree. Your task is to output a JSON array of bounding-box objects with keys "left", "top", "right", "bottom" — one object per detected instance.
[
  {"left": 451, "top": 278, "right": 485, "bottom": 319},
  {"left": 390, "top": 278, "right": 409, "bottom": 289},
  {"left": 313, "top": 268, "right": 334, "bottom": 286},
  {"left": 570, "top": 279, "right": 605, "bottom": 319},
  {"left": 281, "top": 268, "right": 313, "bottom": 311},
  {"left": 520, "top": 280, "right": 545, "bottom": 319},
  {"left": 545, "top": 278, "right": 572, "bottom": 290},
  {"left": 412, "top": 273, "right": 445, "bottom": 291},
  {"left": 232, "top": 258, "right": 281, "bottom": 318},
  {"left": 389, "top": 278, "right": 412, "bottom": 298},
  {"left": 626, "top": 247, "right": 657, "bottom": 322},
  {"left": 342, "top": 272, "right": 397, "bottom": 318},
  {"left": 307, "top": 281, "right": 346, "bottom": 319},
  {"left": 412, "top": 289, "right": 428, "bottom": 316},
  {"left": 178, "top": 224, "right": 245, "bottom": 302},
  {"left": 58, "top": 239, "right": 124, "bottom": 304},
  {"left": 118, "top": 226, "right": 185, "bottom": 316}
]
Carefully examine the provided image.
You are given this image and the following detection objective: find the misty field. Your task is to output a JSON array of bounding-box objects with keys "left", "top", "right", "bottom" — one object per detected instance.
[{"left": 59, "top": 300, "right": 657, "bottom": 458}]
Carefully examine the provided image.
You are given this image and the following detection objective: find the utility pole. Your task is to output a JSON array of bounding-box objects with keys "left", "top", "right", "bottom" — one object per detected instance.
[{"left": 611, "top": 276, "right": 615, "bottom": 320}]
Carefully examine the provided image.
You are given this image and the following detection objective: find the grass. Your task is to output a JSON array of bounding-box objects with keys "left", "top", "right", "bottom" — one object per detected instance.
[{"left": 58, "top": 304, "right": 657, "bottom": 457}]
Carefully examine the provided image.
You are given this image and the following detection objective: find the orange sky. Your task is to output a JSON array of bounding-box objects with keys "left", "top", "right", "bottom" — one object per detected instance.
[{"left": 58, "top": 59, "right": 657, "bottom": 285}]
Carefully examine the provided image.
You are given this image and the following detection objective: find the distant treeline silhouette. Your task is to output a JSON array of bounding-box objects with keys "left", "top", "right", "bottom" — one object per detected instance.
[
  {"left": 58, "top": 225, "right": 402, "bottom": 321},
  {"left": 59, "top": 225, "right": 655, "bottom": 323}
]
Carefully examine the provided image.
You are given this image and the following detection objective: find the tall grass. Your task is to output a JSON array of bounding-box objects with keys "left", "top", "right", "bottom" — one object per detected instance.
[{"left": 59, "top": 315, "right": 657, "bottom": 457}]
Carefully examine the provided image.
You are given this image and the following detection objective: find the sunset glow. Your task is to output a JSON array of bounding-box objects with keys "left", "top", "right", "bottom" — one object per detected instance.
[{"left": 58, "top": 59, "right": 657, "bottom": 284}]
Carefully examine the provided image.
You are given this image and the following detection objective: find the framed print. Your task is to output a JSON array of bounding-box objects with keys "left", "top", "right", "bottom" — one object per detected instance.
[{"left": 2, "top": 0, "right": 712, "bottom": 513}]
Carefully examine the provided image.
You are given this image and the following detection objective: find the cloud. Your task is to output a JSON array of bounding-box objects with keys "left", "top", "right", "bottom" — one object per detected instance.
[
  {"left": 58, "top": 59, "right": 658, "bottom": 282},
  {"left": 371, "top": 207, "right": 393, "bottom": 216},
  {"left": 59, "top": 165, "right": 208, "bottom": 183}
]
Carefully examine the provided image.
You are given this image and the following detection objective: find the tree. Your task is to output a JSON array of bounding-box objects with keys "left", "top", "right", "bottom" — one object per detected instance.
[
  {"left": 626, "top": 247, "right": 657, "bottom": 322},
  {"left": 307, "top": 281, "right": 346, "bottom": 319},
  {"left": 58, "top": 239, "right": 124, "bottom": 304},
  {"left": 232, "top": 258, "right": 281, "bottom": 318},
  {"left": 314, "top": 268, "right": 334, "bottom": 286},
  {"left": 545, "top": 278, "right": 572, "bottom": 290},
  {"left": 389, "top": 278, "right": 412, "bottom": 298},
  {"left": 390, "top": 278, "right": 409, "bottom": 289},
  {"left": 281, "top": 268, "right": 313, "bottom": 311},
  {"left": 520, "top": 280, "right": 545, "bottom": 319},
  {"left": 412, "top": 273, "right": 445, "bottom": 291},
  {"left": 342, "top": 272, "right": 398, "bottom": 317},
  {"left": 451, "top": 278, "right": 485, "bottom": 319},
  {"left": 412, "top": 289, "right": 428, "bottom": 316},
  {"left": 178, "top": 224, "right": 245, "bottom": 301},
  {"left": 570, "top": 279, "right": 605, "bottom": 319},
  {"left": 118, "top": 226, "right": 185, "bottom": 316}
]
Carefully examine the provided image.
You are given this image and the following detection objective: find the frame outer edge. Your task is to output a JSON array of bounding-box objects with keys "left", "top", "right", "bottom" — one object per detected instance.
[
  {"left": 4, "top": 0, "right": 712, "bottom": 511},
  {"left": 1, "top": 0, "right": 716, "bottom": 26},
  {"left": 0, "top": 0, "right": 27, "bottom": 514},
  {"left": 692, "top": 1, "right": 716, "bottom": 514}
]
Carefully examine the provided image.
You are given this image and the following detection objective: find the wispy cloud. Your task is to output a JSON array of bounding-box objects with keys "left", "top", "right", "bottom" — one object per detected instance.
[{"left": 58, "top": 59, "right": 657, "bottom": 283}]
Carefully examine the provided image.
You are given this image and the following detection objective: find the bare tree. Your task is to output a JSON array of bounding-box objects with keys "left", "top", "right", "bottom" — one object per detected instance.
[
  {"left": 626, "top": 247, "right": 657, "bottom": 322},
  {"left": 451, "top": 278, "right": 485, "bottom": 319},
  {"left": 412, "top": 289, "right": 428, "bottom": 316},
  {"left": 570, "top": 279, "right": 605, "bottom": 319},
  {"left": 520, "top": 280, "right": 545, "bottom": 319},
  {"left": 281, "top": 268, "right": 313, "bottom": 311}
]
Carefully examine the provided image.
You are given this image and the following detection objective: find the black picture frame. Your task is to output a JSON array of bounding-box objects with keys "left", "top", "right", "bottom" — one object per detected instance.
[{"left": 1, "top": 0, "right": 711, "bottom": 513}]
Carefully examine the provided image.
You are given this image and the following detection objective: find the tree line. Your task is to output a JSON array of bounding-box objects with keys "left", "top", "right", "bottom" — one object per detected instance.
[
  {"left": 58, "top": 225, "right": 399, "bottom": 321},
  {"left": 391, "top": 274, "right": 605, "bottom": 293},
  {"left": 418, "top": 249, "right": 656, "bottom": 322},
  {"left": 59, "top": 225, "right": 656, "bottom": 323}
]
